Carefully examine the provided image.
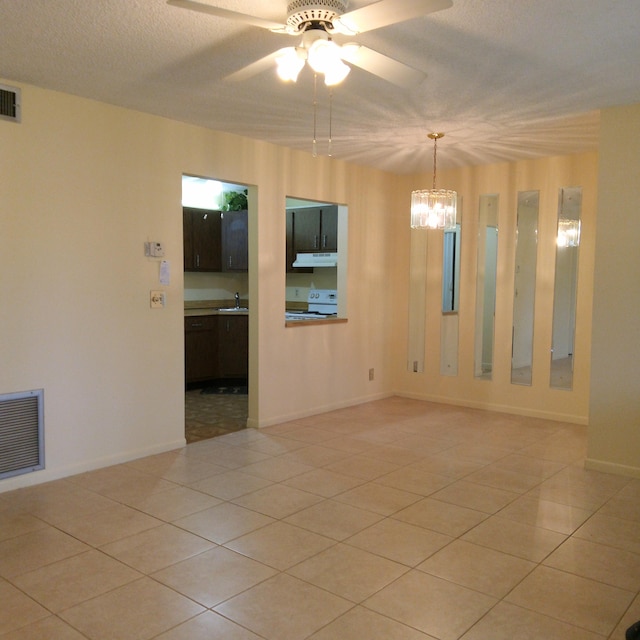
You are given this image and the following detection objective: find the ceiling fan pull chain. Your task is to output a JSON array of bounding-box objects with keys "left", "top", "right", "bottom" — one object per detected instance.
[
  {"left": 312, "top": 73, "right": 318, "bottom": 157},
  {"left": 328, "top": 87, "right": 333, "bottom": 157}
]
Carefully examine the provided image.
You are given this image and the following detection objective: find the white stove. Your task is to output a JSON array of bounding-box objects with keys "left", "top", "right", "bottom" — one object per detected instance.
[{"left": 286, "top": 289, "right": 337, "bottom": 320}]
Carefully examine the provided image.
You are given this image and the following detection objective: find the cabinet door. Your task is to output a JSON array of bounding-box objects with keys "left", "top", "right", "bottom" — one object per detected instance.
[
  {"left": 319, "top": 206, "right": 338, "bottom": 251},
  {"left": 184, "top": 316, "right": 218, "bottom": 383},
  {"left": 218, "top": 315, "right": 248, "bottom": 379},
  {"left": 292, "top": 208, "right": 322, "bottom": 253},
  {"left": 221, "top": 210, "right": 248, "bottom": 271},
  {"left": 183, "top": 207, "right": 222, "bottom": 272}
]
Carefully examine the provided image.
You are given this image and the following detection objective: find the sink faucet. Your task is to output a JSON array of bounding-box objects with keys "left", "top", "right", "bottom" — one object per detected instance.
[{"left": 235, "top": 292, "right": 240, "bottom": 308}]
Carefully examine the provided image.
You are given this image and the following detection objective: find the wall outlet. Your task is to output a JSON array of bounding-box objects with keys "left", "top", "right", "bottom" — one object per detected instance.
[
  {"left": 150, "top": 290, "right": 165, "bottom": 308},
  {"left": 369, "top": 368, "right": 375, "bottom": 381}
]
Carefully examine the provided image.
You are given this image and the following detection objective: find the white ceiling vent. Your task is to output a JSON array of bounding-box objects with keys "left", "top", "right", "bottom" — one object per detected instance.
[{"left": 0, "top": 84, "right": 21, "bottom": 123}]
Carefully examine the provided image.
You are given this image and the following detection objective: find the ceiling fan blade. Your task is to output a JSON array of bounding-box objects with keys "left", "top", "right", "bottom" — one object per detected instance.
[
  {"left": 167, "top": 0, "right": 287, "bottom": 32},
  {"left": 335, "top": 0, "right": 452, "bottom": 35},
  {"left": 225, "top": 49, "right": 289, "bottom": 82},
  {"left": 340, "top": 44, "right": 425, "bottom": 88}
]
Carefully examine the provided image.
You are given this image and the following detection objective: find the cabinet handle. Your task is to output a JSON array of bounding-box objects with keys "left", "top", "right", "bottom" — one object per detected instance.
[
  {"left": 196, "top": 254, "right": 200, "bottom": 268},
  {"left": 314, "top": 235, "right": 319, "bottom": 249},
  {"left": 322, "top": 234, "right": 328, "bottom": 248},
  {"left": 190, "top": 322, "right": 203, "bottom": 328},
  {"left": 228, "top": 256, "right": 232, "bottom": 268}
]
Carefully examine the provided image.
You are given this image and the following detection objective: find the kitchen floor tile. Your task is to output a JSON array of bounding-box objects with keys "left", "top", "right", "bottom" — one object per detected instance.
[
  {"left": 0, "top": 615, "right": 88, "bottom": 639},
  {"left": 119, "top": 484, "right": 221, "bottom": 521},
  {"left": 152, "top": 546, "right": 277, "bottom": 607},
  {"left": 2, "top": 397, "right": 633, "bottom": 640},
  {"left": 282, "top": 467, "right": 365, "bottom": 497},
  {"left": 54, "top": 503, "right": 163, "bottom": 547},
  {"left": 416, "top": 539, "right": 536, "bottom": 598},
  {"left": 231, "top": 483, "right": 323, "bottom": 519},
  {"left": 287, "top": 543, "right": 408, "bottom": 602},
  {"left": 59, "top": 577, "right": 205, "bottom": 640},
  {"left": 460, "top": 601, "right": 606, "bottom": 640},
  {"left": 284, "top": 498, "right": 383, "bottom": 540},
  {"left": 345, "top": 517, "right": 452, "bottom": 566},
  {"left": 505, "top": 565, "right": 634, "bottom": 636},
  {"left": 214, "top": 573, "right": 352, "bottom": 640},
  {"left": 188, "top": 468, "right": 274, "bottom": 500},
  {"left": 0, "top": 526, "right": 90, "bottom": 578},
  {"left": 154, "top": 611, "right": 265, "bottom": 639},
  {"left": 497, "top": 494, "right": 592, "bottom": 534},
  {"left": 0, "top": 578, "right": 49, "bottom": 635},
  {"left": 307, "top": 605, "right": 438, "bottom": 640},
  {"left": 393, "top": 497, "right": 487, "bottom": 537},
  {"left": 11, "top": 549, "right": 141, "bottom": 612},
  {"left": 543, "top": 536, "right": 640, "bottom": 591},
  {"left": 173, "top": 501, "right": 274, "bottom": 543},
  {"left": 430, "top": 479, "right": 520, "bottom": 514},
  {"left": 99, "top": 523, "right": 215, "bottom": 573},
  {"left": 364, "top": 569, "right": 496, "bottom": 640},
  {"left": 332, "top": 482, "right": 422, "bottom": 516},
  {"left": 224, "top": 521, "right": 336, "bottom": 570},
  {"left": 461, "top": 515, "right": 567, "bottom": 562}
]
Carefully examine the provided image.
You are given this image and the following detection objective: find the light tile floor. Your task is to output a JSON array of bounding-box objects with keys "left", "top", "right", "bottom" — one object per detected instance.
[{"left": 1, "top": 397, "right": 639, "bottom": 639}]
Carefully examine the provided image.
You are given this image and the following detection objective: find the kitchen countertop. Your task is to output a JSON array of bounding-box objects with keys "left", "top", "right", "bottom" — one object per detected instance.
[{"left": 184, "top": 300, "right": 248, "bottom": 316}]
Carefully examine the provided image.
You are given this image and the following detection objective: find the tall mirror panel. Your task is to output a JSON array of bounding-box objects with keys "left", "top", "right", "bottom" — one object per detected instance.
[
  {"left": 407, "top": 229, "right": 428, "bottom": 372},
  {"left": 511, "top": 190, "right": 539, "bottom": 385},
  {"left": 441, "top": 221, "right": 461, "bottom": 376},
  {"left": 550, "top": 187, "right": 582, "bottom": 390},
  {"left": 474, "top": 195, "right": 498, "bottom": 379}
]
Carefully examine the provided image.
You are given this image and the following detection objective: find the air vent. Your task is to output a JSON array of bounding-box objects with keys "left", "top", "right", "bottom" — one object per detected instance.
[
  {"left": 0, "top": 390, "right": 44, "bottom": 480},
  {"left": 0, "top": 84, "right": 21, "bottom": 123}
]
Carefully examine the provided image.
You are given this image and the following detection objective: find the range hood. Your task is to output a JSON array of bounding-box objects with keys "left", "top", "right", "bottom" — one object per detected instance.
[{"left": 292, "top": 252, "right": 338, "bottom": 268}]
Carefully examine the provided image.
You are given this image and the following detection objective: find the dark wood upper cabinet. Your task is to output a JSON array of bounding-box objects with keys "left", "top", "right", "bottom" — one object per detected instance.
[
  {"left": 286, "top": 205, "right": 338, "bottom": 271},
  {"left": 183, "top": 207, "right": 248, "bottom": 272},
  {"left": 221, "top": 210, "right": 248, "bottom": 271},
  {"left": 183, "top": 207, "right": 222, "bottom": 272}
]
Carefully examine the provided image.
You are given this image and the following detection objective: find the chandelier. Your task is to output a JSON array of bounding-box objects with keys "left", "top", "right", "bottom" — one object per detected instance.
[{"left": 410, "top": 133, "right": 457, "bottom": 230}]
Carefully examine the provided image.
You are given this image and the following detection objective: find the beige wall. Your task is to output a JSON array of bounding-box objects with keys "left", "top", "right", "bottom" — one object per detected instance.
[
  {"left": 2, "top": 78, "right": 639, "bottom": 490},
  {"left": 0, "top": 81, "right": 394, "bottom": 490},
  {"left": 587, "top": 104, "right": 640, "bottom": 478},
  {"left": 392, "top": 153, "right": 599, "bottom": 424}
]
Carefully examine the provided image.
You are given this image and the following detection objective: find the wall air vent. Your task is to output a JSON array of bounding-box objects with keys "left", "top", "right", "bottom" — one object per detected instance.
[
  {"left": 0, "top": 390, "right": 44, "bottom": 480},
  {"left": 0, "top": 84, "right": 21, "bottom": 123}
]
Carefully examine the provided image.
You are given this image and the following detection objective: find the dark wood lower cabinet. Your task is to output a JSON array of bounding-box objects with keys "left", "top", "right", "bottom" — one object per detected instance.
[
  {"left": 185, "top": 316, "right": 218, "bottom": 384},
  {"left": 218, "top": 315, "right": 249, "bottom": 379},
  {"left": 185, "top": 314, "right": 248, "bottom": 385}
]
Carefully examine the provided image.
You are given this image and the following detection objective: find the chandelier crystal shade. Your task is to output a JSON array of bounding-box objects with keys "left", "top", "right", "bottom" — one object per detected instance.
[{"left": 410, "top": 133, "right": 457, "bottom": 230}]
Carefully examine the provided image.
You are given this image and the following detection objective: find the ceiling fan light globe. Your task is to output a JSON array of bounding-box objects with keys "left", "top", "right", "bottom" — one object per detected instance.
[
  {"left": 276, "top": 48, "right": 305, "bottom": 82},
  {"left": 307, "top": 38, "right": 341, "bottom": 74},
  {"left": 324, "top": 60, "right": 350, "bottom": 85}
]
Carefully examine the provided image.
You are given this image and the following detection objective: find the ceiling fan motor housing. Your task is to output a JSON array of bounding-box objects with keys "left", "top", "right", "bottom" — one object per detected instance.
[{"left": 286, "top": 0, "right": 348, "bottom": 32}]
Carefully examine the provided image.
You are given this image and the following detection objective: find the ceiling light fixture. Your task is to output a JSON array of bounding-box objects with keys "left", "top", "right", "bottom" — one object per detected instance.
[
  {"left": 411, "top": 133, "right": 457, "bottom": 230},
  {"left": 276, "top": 29, "right": 351, "bottom": 86}
]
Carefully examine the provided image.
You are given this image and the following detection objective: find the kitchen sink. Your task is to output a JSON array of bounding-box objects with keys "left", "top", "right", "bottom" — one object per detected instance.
[{"left": 217, "top": 307, "right": 249, "bottom": 312}]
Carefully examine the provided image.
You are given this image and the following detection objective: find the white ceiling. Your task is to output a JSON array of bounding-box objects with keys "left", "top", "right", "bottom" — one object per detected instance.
[{"left": 1, "top": 0, "right": 639, "bottom": 173}]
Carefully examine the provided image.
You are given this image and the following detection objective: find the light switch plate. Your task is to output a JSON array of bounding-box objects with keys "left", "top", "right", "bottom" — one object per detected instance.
[{"left": 145, "top": 241, "right": 165, "bottom": 257}]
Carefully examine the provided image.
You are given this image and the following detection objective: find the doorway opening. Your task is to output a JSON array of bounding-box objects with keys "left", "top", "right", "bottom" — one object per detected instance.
[{"left": 182, "top": 175, "right": 250, "bottom": 442}]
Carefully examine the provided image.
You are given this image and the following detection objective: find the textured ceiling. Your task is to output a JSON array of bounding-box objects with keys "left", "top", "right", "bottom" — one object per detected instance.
[{"left": 1, "top": 1, "right": 638, "bottom": 173}]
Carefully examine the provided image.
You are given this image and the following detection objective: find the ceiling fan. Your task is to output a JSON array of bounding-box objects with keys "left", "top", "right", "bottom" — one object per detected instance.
[{"left": 167, "top": 0, "right": 453, "bottom": 88}]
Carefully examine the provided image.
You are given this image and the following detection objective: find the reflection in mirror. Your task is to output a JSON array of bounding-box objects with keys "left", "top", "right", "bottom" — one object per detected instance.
[
  {"left": 407, "top": 230, "right": 428, "bottom": 372},
  {"left": 441, "top": 222, "right": 461, "bottom": 376},
  {"left": 551, "top": 187, "right": 582, "bottom": 390},
  {"left": 511, "top": 191, "right": 539, "bottom": 385},
  {"left": 474, "top": 195, "right": 498, "bottom": 379}
]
